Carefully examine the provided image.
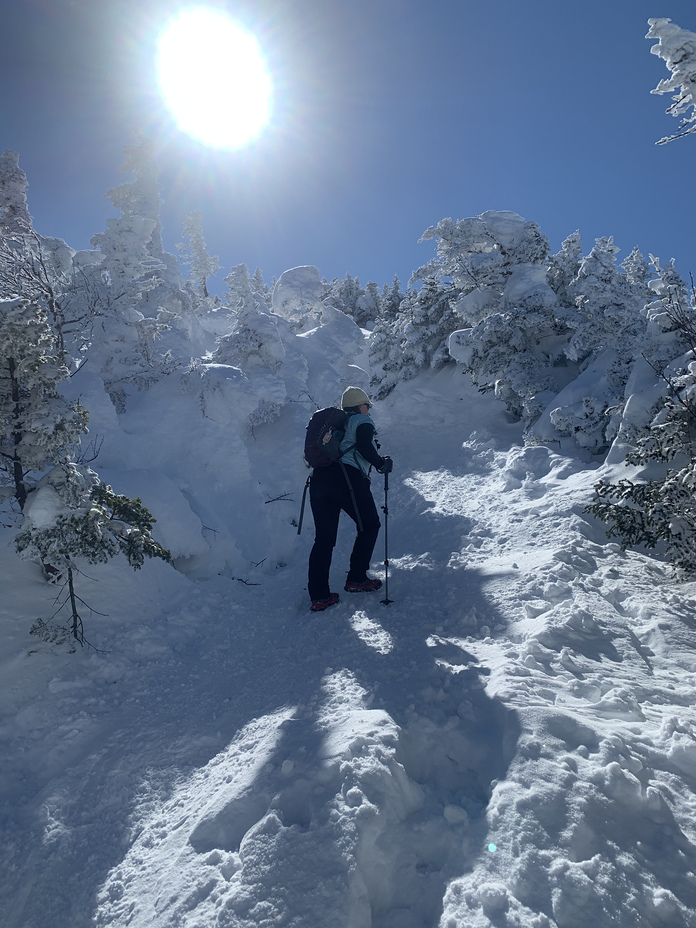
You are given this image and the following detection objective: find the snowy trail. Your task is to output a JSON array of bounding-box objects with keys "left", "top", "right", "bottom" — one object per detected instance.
[
  {"left": 5, "top": 370, "right": 696, "bottom": 927},
  {"left": 91, "top": 556, "right": 522, "bottom": 927}
]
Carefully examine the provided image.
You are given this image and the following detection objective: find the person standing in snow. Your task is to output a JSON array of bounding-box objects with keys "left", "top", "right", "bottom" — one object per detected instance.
[{"left": 308, "top": 387, "right": 393, "bottom": 612}]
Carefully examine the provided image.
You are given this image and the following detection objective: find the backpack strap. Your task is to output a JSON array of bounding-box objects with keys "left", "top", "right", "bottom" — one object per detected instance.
[
  {"left": 340, "top": 460, "right": 364, "bottom": 533},
  {"left": 296, "top": 475, "right": 311, "bottom": 535},
  {"left": 297, "top": 450, "right": 363, "bottom": 536}
]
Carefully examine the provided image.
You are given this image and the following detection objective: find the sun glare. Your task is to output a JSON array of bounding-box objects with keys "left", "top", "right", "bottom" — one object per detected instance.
[{"left": 157, "top": 9, "right": 272, "bottom": 149}]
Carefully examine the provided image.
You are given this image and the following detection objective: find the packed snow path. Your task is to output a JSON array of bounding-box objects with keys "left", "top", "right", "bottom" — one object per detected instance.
[{"left": 4, "top": 371, "right": 696, "bottom": 927}]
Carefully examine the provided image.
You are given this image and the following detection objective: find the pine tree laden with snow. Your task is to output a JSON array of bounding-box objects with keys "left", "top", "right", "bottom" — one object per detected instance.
[
  {"left": 417, "top": 211, "right": 550, "bottom": 322},
  {"left": 546, "top": 231, "right": 583, "bottom": 308},
  {"left": 15, "top": 464, "right": 171, "bottom": 644},
  {"left": 370, "top": 277, "right": 457, "bottom": 399},
  {"left": 325, "top": 274, "right": 382, "bottom": 328},
  {"left": 177, "top": 210, "right": 219, "bottom": 304},
  {"left": 589, "top": 465, "right": 696, "bottom": 574},
  {"left": 589, "top": 281, "right": 696, "bottom": 573},
  {"left": 104, "top": 132, "right": 164, "bottom": 258},
  {"left": 216, "top": 265, "right": 285, "bottom": 374},
  {"left": 563, "top": 237, "right": 649, "bottom": 366},
  {"left": 0, "top": 149, "right": 32, "bottom": 234},
  {"left": 380, "top": 275, "right": 405, "bottom": 321},
  {"left": 88, "top": 138, "right": 189, "bottom": 405},
  {"left": 374, "top": 212, "right": 555, "bottom": 404},
  {"left": 0, "top": 150, "right": 104, "bottom": 361},
  {"left": 647, "top": 18, "right": 696, "bottom": 144},
  {"left": 540, "top": 238, "right": 652, "bottom": 451},
  {"left": 250, "top": 268, "right": 272, "bottom": 310},
  {"left": 0, "top": 298, "right": 87, "bottom": 510}
]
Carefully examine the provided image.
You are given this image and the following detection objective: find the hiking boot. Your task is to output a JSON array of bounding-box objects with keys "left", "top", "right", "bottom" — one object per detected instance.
[
  {"left": 344, "top": 577, "right": 383, "bottom": 593},
  {"left": 310, "top": 592, "right": 340, "bottom": 612}
]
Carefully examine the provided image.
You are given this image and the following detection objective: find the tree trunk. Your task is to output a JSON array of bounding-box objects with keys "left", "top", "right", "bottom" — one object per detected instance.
[
  {"left": 67, "top": 567, "right": 84, "bottom": 644},
  {"left": 8, "top": 357, "right": 27, "bottom": 509}
]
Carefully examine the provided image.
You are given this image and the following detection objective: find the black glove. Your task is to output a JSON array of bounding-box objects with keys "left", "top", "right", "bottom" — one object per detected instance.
[{"left": 378, "top": 456, "right": 393, "bottom": 474}]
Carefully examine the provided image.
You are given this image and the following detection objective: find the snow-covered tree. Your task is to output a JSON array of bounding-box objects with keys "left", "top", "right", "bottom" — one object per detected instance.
[
  {"left": 622, "top": 245, "right": 652, "bottom": 288},
  {"left": 103, "top": 132, "right": 164, "bottom": 257},
  {"left": 92, "top": 133, "right": 182, "bottom": 302},
  {"left": 0, "top": 151, "right": 103, "bottom": 360},
  {"left": 589, "top": 276, "right": 696, "bottom": 573},
  {"left": 562, "top": 237, "right": 649, "bottom": 364},
  {"left": 90, "top": 214, "right": 165, "bottom": 305},
  {"left": 250, "top": 267, "right": 272, "bottom": 310},
  {"left": 370, "top": 276, "right": 456, "bottom": 399},
  {"left": 449, "top": 264, "right": 568, "bottom": 422},
  {"left": 546, "top": 231, "right": 583, "bottom": 308},
  {"left": 647, "top": 18, "right": 696, "bottom": 144},
  {"left": 643, "top": 255, "right": 692, "bottom": 345},
  {"left": 88, "top": 138, "right": 186, "bottom": 406},
  {"left": 418, "top": 211, "right": 550, "bottom": 324},
  {"left": 538, "top": 238, "right": 650, "bottom": 448},
  {"left": 0, "top": 150, "right": 32, "bottom": 234},
  {"left": 177, "top": 210, "right": 219, "bottom": 302},
  {"left": 356, "top": 281, "right": 381, "bottom": 328},
  {"left": 373, "top": 212, "right": 555, "bottom": 403},
  {"left": 16, "top": 464, "right": 171, "bottom": 643},
  {"left": 325, "top": 274, "right": 382, "bottom": 328},
  {"left": 0, "top": 298, "right": 87, "bottom": 510},
  {"left": 380, "top": 276, "right": 405, "bottom": 321},
  {"left": 216, "top": 264, "right": 285, "bottom": 373},
  {"left": 627, "top": 269, "right": 696, "bottom": 464}
]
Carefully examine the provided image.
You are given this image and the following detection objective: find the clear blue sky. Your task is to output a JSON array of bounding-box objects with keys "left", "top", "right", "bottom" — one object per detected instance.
[{"left": 1, "top": 0, "right": 695, "bottom": 292}]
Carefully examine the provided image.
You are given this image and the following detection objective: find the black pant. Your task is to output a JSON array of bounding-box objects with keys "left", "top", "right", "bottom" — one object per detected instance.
[{"left": 307, "top": 463, "right": 381, "bottom": 600}]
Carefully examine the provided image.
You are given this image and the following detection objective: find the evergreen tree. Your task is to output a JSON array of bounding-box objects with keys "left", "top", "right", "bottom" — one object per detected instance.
[
  {"left": 588, "top": 277, "right": 696, "bottom": 573},
  {"left": 103, "top": 132, "right": 164, "bottom": 257},
  {"left": 16, "top": 464, "right": 171, "bottom": 644},
  {"left": 355, "top": 281, "right": 382, "bottom": 328},
  {"left": 0, "top": 298, "right": 87, "bottom": 510},
  {"left": 643, "top": 255, "right": 692, "bottom": 345},
  {"left": 449, "top": 266, "right": 568, "bottom": 422},
  {"left": 250, "top": 267, "right": 273, "bottom": 310},
  {"left": 324, "top": 274, "right": 362, "bottom": 324},
  {"left": 370, "top": 277, "right": 456, "bottom": 399},
  {"left": 546, "top": 231, "right": 583, "bottom": 308},
  {"left": 92, "top": 133, "right": 182, "bottom": 301},
  {"left": 647, "top": 18, "right": 696, "bottom": 144},
  {"left": 88, "top": 138, "right": 183, "bottom": 406},
  {"left": 0, "top": 150, "right": 101, "bottom": 360},
  {"left": 216, "top": 264, "right": 285, "bottom": 372},
  {"left": 177, "top": 210, "right": 219, "bottom": 302},
  {"left": 380, "top": 276, "right": 405, "bottom": 321},
  {"left": 417, "top": 211, "right": 550, "bottom": 325},
  {"left": 372, "top": 213, "right": 553, "bottom": 401},
  {"left": 621, "top": 245, "right": 652, "bottom": 288},
  {"left": 563, "top": 237, "right": 649, "bottom": 364},
  {"left": 0, "top": 150, "right": 32, "bottom": 234}
]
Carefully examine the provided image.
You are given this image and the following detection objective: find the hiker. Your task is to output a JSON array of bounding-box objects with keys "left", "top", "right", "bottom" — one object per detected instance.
[{"left": 307, "top": 386, "right": 393, "bottom": 612}]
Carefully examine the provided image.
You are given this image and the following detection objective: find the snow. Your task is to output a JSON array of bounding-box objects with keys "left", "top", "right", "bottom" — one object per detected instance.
[
  {"left": 5, "top": 351, "right": 696, "bottom": 928},
  {"left": 272, "top": 265, "right": 325, "bottom": 321}
]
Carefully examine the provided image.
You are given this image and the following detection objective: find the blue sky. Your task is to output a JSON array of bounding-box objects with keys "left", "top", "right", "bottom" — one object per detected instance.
[{"left": 1, "top": 0, "right": 695, "bottom": 293}]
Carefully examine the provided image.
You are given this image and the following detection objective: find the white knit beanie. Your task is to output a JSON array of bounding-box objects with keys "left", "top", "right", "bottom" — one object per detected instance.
[{"left": 341, "top": 386, "right": 372, "bottom": 409}]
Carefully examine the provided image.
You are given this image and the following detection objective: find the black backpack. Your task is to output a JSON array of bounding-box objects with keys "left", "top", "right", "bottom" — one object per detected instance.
[
  {"left": 297, "top": 407, "right": 362, "bottom": 535},
  {"left": 303, "top": 407, "right": 349, "bottom": 468}
]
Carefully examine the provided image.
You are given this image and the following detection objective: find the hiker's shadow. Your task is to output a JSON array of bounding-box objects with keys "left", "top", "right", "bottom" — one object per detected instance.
[{"left": 338, "top": 575, "right": 520, "bottom": 926}]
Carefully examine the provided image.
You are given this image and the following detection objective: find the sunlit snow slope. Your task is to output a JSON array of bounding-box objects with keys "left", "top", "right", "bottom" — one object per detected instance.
[{"left": 3, "top": 367, "right": 696, "bottom": 928}]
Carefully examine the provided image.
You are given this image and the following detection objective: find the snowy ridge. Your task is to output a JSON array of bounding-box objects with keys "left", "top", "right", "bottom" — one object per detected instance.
[{"left": 4, "top": 365, "right": 696, "bottom": 927}]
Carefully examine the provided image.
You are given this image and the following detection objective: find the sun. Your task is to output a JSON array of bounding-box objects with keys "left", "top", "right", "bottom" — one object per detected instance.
[{"left": 157, "top": 9, "right": 272, "bottom": 149}]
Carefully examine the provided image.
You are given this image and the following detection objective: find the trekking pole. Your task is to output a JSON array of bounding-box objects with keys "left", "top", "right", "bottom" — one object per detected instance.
[{"left": 380, "top": 470, "right": 394, "bottom": 605}]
